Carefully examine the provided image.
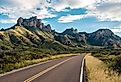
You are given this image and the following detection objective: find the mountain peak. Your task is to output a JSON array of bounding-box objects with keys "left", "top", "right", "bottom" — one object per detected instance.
[
  {"left": 88, "top": 29, "right": 121, "bottom": 48},
  {"left": 94, "top": 29, "right": 114, "bottom": 36},
  {"left": 62, "top": 28, "right": 78, "bottom": 35},
  {"left": 90, "top": 29, "right": 114, "bottom": 38},
  {"left": 97, "top": 29, "right": 113, "bottom": 32},
  {"left": 16, "top": 16, "right": 51, "bottom": 32}
]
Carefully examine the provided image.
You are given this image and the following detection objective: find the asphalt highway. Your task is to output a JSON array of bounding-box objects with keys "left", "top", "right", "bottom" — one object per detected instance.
[{"left": 0, "top": 54, "right": 85, "bottom": 82}]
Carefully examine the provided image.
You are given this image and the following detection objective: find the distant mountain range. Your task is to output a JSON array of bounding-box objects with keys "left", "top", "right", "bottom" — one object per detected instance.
[{"left": 0, "top": 16, "right": 121, "bottom": 50}]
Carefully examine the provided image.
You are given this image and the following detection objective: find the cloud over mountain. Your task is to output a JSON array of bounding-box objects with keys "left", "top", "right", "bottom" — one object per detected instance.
[
  {"left": 85, "top": 0, "right": 121, "bottom": 21},
  {"left": 58, "top": 14, "right": 84, "bottom": 23},
  {"left": 0, "top": 0, "right": 54, "bottom": 19},
  {"left": 1, "top": 0, "right": 121, "bottom": 22}
]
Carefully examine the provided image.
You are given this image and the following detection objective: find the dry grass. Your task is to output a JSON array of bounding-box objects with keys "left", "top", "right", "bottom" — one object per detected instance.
[
  {"left": 85, "top": 55, "right": 121, "bottom": 82},
  {"left": 2, "top": 53, "right": 80, "bottom": 73},
  {"left": 23, "top": 53, "right": 80, "bottom": 65},
  {"left": 0, "top": 53, "right": 80, "bottom": 74}
]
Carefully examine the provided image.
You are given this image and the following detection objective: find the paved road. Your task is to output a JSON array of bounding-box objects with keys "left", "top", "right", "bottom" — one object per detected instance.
[{"left": 0, "top": 54, "right": 85, "bottom": 82}]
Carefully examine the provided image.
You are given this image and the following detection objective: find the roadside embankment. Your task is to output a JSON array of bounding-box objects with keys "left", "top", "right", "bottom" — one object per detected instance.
[
  {"left": 0, "top": 53, "right": 80, "bottom": 74},
  {"left": 85, "top": 54, "right": 121, "bottom": 82}
]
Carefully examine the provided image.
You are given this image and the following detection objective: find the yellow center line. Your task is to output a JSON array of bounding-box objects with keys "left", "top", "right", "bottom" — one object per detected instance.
[{"left": 23, "top": 56, "right": 76, "bottom": 82}]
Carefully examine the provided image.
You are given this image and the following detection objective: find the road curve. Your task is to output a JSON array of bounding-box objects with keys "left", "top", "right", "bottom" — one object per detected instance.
[{"left": 0, "top": 54, "right": 85, "bottom": 82}]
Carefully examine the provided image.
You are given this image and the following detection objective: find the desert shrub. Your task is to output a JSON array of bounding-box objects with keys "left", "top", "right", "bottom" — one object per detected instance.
[{"left": 112, "top": 56, "right": 121, "bottom": 73}]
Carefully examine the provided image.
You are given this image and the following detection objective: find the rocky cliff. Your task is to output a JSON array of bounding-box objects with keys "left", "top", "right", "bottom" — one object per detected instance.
[{"left": 17, "top": 16, "right": 51, "bottom": 32}]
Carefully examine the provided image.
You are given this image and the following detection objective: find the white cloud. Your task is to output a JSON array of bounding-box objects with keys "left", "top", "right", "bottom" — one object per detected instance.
[
  {"left": 58, "top": 14, "right": 84, "bottom": 23},
  {"left": 1, "top": 0, "right": 121, "bottom": 24},
  {"left": 0, "top": 0, "right": 39, "bottom": 8},
  {"left": 1, "top": 0, "right": 98, "bottom": 24},
  {"left": 85, "top": 0, "right": 121, "bottom": 21},
  {"left": 111, "top": 26, "right": 121, "bottom": 33},
  {"left": 51, "top": 0, "right": 96, "bottom": 12},
  {"left": 111, "top": 29, "right": 121, "bottom": 33},
  {"left": 0, "top": 0, "right": 55, "bottom": 19},
  {"left": 68, "top": 0, "right": 96, "bottom": 9},
  {"left": 0, "top": 19, "right": 16, "bottom": 23},
  {"left": 37, "top": 9, "right": 56, "bottom": 19}
]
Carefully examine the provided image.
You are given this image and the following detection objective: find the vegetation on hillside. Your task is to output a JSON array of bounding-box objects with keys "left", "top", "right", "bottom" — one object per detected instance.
[
  {"left": 92, "top": 51, "right": 121, "bottom": 73},
  {"left": 0, "top": 40, "right": 83, "bottom": 74}
]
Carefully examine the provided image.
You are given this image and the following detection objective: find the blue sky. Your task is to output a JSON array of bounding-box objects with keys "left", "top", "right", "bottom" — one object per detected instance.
[{"left": 1, "top": 0, "right": 121, "bottom": 36}]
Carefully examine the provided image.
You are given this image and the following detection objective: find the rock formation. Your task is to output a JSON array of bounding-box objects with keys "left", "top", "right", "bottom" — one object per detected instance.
[
  {"left": 17, "top": 16, "right": 51, "bottom": 32},
  {"left": 17, "top": 17, "right": 23, "bottom": 26}
]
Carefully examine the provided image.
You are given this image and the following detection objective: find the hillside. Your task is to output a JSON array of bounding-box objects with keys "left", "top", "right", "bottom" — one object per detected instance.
[
  {"left": 1, "top": 16, "right": 121, "bottom": 50},
  {"left": 0, "top": 17, "right": 70, "bottom": 52}
]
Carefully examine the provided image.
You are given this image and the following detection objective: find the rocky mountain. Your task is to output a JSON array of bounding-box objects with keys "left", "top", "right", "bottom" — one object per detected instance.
[
  {"left": 0, "top": 16, "right": 121, "bottom": 49},
  {"left": 17, "top": 16, "right": 51, "bottom": 32},
  {"left": 87, "top": 29, "right": 121, "bottom": 48},
  {"left": 54, "top": 28, "right": 86, "bottom": 47},
  {"left": 0, "top": 16, "right": 56, "bottom": 51},
  {"left": 55, "top": 28, "right": 121, "bottom": 48}
]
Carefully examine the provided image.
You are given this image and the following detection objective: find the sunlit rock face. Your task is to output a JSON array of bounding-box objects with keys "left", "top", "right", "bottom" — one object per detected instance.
[
  {"left": 87, "top": 29, "right": 121, "bottom": 48},
  {"left": 17, "top": 16, "right": 51, "bottom": 32}
]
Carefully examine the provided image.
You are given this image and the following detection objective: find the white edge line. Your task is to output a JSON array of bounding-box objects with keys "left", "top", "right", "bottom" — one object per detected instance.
[
  {"left": 0, "top": 59, "right": 54, "bottom": 77},
  {"left": 80, "top": 56, "right": 85, "bottom": 82}
]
